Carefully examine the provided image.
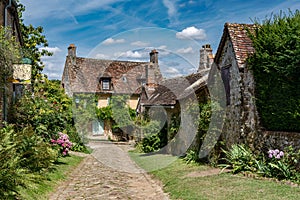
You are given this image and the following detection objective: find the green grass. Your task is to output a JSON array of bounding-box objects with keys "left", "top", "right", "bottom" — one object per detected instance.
[
  {"left": 18, "top": 155, "right": 84, "bottom": 200},
  {"left": 129, "top": 152, "right": 300, "bottom": 200}
]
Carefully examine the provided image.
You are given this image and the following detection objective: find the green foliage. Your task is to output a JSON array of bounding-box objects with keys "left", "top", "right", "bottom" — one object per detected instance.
[
  {"left": 73, "top": 94, "right": 97, "bottom": 139},
  {"left": 110, "top": 95, "right": 135, "bottom": 130},
  {"left": 0, "top": 124, "right": 42, "bottom": 199},
  {"left": 182, "top": 150, "right": 200, "bottom": 164},
  {"left": 220, "top": 144, "right": 300, "bottom": 183},
  {"left": 0, "top": 26, "right": 21, "bottom": 82},
  {"left": 182, "top": 100, "right": 214, "bottom": 163},
  {"left": 248, "top": 10, "right": 300, "bottom": 131},
  {"left": 15, "top": 126, "right": 58, "bottom": 172},
  {"left": 220, "top": 144, "right": 257, "bottom": 173},
  {"left": 96, "top": 105, "right": 112, "bottom": 120},
  {"left": 0, "top": 26, "right": 21, "bottom": 121},
  {"left": 168, "top": 114, "right": 180, "bottom": 141},
  {"left": 17, "top": 1, "right": 53, "bottom": 81},
  {"left": 10, "top": 80, "right": 86, "bottom": 152},
  {"left": 135, "top": 120, "right": 165, "bottom": 153},
  {"left": 256, "top": 146, "right": 300, "bottom": 181},
  {"left": 11, "top": 80, "right": 72, "bottom": 140}
]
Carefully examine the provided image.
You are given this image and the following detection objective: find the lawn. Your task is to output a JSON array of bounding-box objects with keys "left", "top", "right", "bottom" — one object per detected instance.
[
  {"left": 129, "top": 152, "right": 300, "bottom": 200},
  {"left": 18, "top": 154, "right": 84, "bottom": 200}
]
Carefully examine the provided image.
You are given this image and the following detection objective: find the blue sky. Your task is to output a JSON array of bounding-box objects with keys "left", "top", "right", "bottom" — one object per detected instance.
[{"left": 19, "top": 0, "right": 300, "bottom": 79}]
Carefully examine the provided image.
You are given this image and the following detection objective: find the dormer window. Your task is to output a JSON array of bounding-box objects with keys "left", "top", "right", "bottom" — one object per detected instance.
[{"left": 102, "top": 78, "right": 111, "bottom": 90}]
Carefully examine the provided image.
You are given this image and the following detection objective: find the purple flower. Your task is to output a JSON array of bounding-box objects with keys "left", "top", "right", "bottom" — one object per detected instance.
[
  {"left": 268, "top": 154, "right": 273, "bottom": 158},
  {"left": 276, "top": 154, "right": 281, "bottom": 159},
  {"left": 274, "top": 149, "right": 280, "bottom": 154},
  {"left": 279, "top": 151, "right": 284, "bottom": 157},
  {"left": 268, "top": 150, "right": 273, "bottom": 154}
]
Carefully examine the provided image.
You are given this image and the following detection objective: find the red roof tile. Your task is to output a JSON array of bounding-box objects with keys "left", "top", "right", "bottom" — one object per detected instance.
[{"left": 215, "top": 23, "right": 257, "bottom": 67}]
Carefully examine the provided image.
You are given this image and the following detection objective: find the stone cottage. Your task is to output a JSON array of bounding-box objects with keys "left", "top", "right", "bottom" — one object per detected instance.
[
  {"left": 61, "top": 44, "right": 162, "bottom": 140},
  {"left": 210, "top": 23, "right": 260, "bottom": 150},
  {"left": 138, "top": 45, "right": 212, "bottom": 154},
  {"left": 0, "top": 0, "right": 25, "bottom": 122},
  {"left": 211, "top": 22, "right": 300, "bottom": 152}
]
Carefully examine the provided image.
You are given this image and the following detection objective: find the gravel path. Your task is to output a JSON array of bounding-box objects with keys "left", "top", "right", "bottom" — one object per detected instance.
[{"left": 49, "top": 140, "right": 169, "bottom": 200}]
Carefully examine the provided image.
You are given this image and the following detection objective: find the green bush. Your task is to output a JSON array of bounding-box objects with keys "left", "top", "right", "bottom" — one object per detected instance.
[
  {"left": 10, "top": 80, "right": 87, "bottom": 152},
  {"left": 15, "top": 126, "right": 58, "bottom": 172},
  {"left": 256, "top": 146, "right": 300, "bottom": 181},
  {"left": 136, "top": 120, "right": 166, "bottom": 153},
  {"left": 220, "top": 144, "right": 257, "bottom": 173},
  {"left": 0, "top": 124, "right": 40, "bottom": 198},
  {"left": 248, "top": 10, "right": 300, "bottom": 131},
  {"left": 182, "top": 150, "right": 200, "bottom": 164}
]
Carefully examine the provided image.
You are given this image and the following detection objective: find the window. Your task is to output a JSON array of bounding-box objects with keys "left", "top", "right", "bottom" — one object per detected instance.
[
  {"left": 221, "top": 65, "right": 231, "bottom": 105},
  {"left": 102, "top": 79, "right": 111, "bottom": 90}
]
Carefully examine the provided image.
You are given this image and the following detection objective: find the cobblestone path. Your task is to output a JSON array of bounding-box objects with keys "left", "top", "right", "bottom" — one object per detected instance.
[{"left": 49, "top": 141, "right": 169, "bottom": 200}]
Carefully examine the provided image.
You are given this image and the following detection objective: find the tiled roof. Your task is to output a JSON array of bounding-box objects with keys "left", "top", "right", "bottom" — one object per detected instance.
[
  {"left": 144, "top": 71, "right": 208, "bottom": 106},
  {"left": 63, "top": 56, "right": 161, "bottom": 94},
  {"left": 215, "top": 23, "right": 257, "bottom": 67}
]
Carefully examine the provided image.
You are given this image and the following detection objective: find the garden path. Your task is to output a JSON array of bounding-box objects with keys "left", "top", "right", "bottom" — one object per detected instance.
[{"left": 49, "top": 139, "right": 169, "bottom": 200}]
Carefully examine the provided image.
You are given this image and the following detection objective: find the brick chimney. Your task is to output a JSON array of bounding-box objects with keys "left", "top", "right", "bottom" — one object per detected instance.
[
  {"left": 68, "top": 44, "right": 76, "bottom": 57},
  {"left": 198, "top": 44, "right": 213, "bottom": 72},
  {"left": 150, "top": 49, "right": 158, "bottom": 64}
]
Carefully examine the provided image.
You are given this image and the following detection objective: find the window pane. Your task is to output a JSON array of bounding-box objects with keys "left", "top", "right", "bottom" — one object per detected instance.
[{"left": 102, "top": 79, "right": 110, "bottom": 90}]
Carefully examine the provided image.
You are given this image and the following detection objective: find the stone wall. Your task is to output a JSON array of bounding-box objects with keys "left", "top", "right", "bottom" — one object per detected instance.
[
  {"left": 218, "top": 39, "right": 243, "bottom": 149},
  {"left": 216, "top": 39, "right": 260, "bottom": 150},
  {"left": 257, "top": 131, "right": 300, "bottom": 152}
]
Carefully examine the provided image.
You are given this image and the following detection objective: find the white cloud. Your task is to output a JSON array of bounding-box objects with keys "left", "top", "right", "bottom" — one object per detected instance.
[
  {"left": 39, "top": 46, "right": 62, "bottom": 54},
  {"left": 95, "top": 53, "right": 110, "bottom": 59},
  {"left": 102, "top": 38, "right": 125, "bottom": 45},
  {"left": 158, "top": 45, "right": 168, "bottom": 50},
  {"left": 165, "top": 67, "right": 180, "bottom": 74},
  {"left": 163, "top": 0, "right": 177, "bottom": 19},
  {"left": 115, "top": 50, "right": 143, "bottom": 58},
  {"left": 176, "top": 47, "right": 194, "bottom": 54},
  {"left": 131, "top": 41, "right": 149, "bottom": 47},
  {"left": 176, "top": 26, "right": 207, "bottom": 40}
]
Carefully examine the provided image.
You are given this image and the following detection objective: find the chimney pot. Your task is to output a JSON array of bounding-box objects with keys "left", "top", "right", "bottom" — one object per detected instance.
[
  {"left": 68, "top": 44, "right": 76, "bottom": 57},
  {"left": 198, "top": 44, "right": 213, "bottom": 72},
  {"left": 150, "top": 49, "right": 158, "bottom": 64}
]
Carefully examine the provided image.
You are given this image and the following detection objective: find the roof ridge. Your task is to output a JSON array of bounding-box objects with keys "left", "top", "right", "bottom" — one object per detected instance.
[{"left": 75, "top": 56, "right": 149, "bottom": 64}]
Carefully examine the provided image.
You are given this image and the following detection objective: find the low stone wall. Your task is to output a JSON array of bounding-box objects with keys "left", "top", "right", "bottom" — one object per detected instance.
[{"left": 257, "top": 131, "right": 300, "bottom": 152}]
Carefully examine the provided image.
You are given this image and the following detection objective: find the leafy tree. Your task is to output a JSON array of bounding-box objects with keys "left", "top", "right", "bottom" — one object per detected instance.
[
  {"left": 248, "top": 10, "right": 300, "bottom": 131},
  {"left": 16, "top": 1, "right": 52, "bottom": 81}
]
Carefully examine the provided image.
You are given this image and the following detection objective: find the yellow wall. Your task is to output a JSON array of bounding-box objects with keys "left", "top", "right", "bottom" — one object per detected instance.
[
  {"left": 128, "top": 96, "right": 139, "bottom": 109},
  {"left": 97, "top": 94, "right": 139, "bottom": 110},
  {"left": 97, "top": 94, "right": 111, "bottom": 108}
]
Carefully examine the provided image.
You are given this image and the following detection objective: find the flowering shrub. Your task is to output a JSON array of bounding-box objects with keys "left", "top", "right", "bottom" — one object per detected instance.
[
  {"left": 51, "top": 132, "right": 72, "bottom": 156},
  {"left": 220, "top": 145, "right": 300, "bottom": 183},
  {"left": 268, "top": 149, "right": 284, "bottom": 159}
]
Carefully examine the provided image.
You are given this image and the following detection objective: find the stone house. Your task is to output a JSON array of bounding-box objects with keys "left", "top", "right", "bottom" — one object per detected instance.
[
  {"left": 211, "top": 22, "right": 300, "bottom": 152},
  {"left": 61, "top": 44, "right": 162, "bottom": 140},
  {"left": 138, "top": 44, "right": 212, "bottom": 145},
  {"left": 0, "top": 0, "right": 25, "bottom": 122}
]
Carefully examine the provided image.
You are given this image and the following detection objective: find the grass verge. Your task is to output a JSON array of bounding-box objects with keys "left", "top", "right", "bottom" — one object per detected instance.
[
  {"left": 129, "top": 152, "right": 300, "bottom": 200},
  {"left": 18, "top": 155, "right": 84, "bottom": 200}
]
